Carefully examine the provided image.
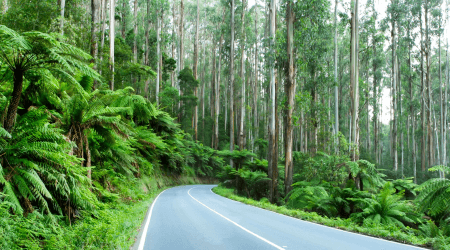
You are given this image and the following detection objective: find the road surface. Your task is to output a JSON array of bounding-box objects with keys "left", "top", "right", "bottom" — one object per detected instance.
[{"left": 135, "top": 185, "right": 425, "bottom": 250}]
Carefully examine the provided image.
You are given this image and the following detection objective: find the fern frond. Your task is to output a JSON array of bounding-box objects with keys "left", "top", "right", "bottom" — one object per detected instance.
[
  {"left": 2, "top": 181, "right": 23, "bottom": 214},
  {"left": 0, "top": 126, "right": 11, "bottom": 138}
]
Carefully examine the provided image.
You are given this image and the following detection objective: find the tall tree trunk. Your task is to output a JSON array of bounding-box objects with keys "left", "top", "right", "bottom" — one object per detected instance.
[
  {"left": 420, "top": 3, "right": 426, "bottom": 172},
  {"left": 178, "top": 0, "right": 185, "bottom": 121},
  {"left": 372, "top": 0, "right": 377, "bottom": 161},
  {"left": 211, "top": 41, "right": 216, "bottom": 147},
  {"left": 391, "top": 3, "right": 398, "bottom": 171},
  {"left": 121, "top": 0, "right": 126, "bottom": 39},
  {"left": 253, "top": 5, "right": 259, "bottom": 154},
  {"left": 144, "top": 0, "right": 151, "bottom": 98},
  {"left": 350, "top": 0, "right": 359, "bottom": 161},
  {"left": 408, "top": 16, "right": 416, "bottom": 182},
  {"left": 133, "top": 0, "right": 138, "bottom": 63},
  {"left": 109, "top": 0, "right": 115, "bottom": 90},
  {"left": 230, "top": 0, "right": 235, "bottom": 167},
  {"left": 445, "top": 40, "right": 449, "bottom": 178},
  {"left": 284, "top": 1, "right": 295, "bottom": 196},
  {"left": 193, "top": 0, "right": 199, "bottom": 140},
  {"left": 239, "top": 0, "right": 246, "bottom": 150},
  {"left": 99, "top": 0, "right": 106, "bottom": 76},
  {"left": 171, "top": 3, "right": 176, "bottom": 87},
  {"left": 439, "top": 18, "right": 444, "bottom": 178},
  {"left": 91, "top": 0, "right": 100, "bottom": 70},
  {"left": 179, "top": 0, "right": 184, "bottom": 71},
  {"left": 268, "top": 0, "right": 278, "bottom": 203},
  {"left": 334, "top": 0, "right": 339, "bottom": 152},
  {"left": 156, "top": 9, "right": 161, "bottom": 104},
  {"left": 425, "top": 1, "right": 432, "bottom": 169},
  {"left": 215, "top": 17, "right": 224, "bottom": 150},
  {"left": 60, "top": 0, "right": 66, "bottom": 36}
]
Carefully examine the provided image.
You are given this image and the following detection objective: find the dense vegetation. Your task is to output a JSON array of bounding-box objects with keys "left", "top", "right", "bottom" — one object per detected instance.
[{"left": 1, "top": 0, "right": 450, "bottom": 249}]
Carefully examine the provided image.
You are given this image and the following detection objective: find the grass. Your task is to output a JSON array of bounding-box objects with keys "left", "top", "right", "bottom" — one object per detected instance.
[{"left": 212, "top": 185, "right": 440, "bottom": 249}]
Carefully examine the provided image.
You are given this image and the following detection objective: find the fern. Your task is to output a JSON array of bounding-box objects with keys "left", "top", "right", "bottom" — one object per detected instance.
[
  {"left": 416, "top": 178, "right": 450, "bottom": 219},
  {"left": 351, "top": 182, "right": 420, "bottom": 228},
  {"left": 0, "top": 108, "right": 95, "bottom": 218}
]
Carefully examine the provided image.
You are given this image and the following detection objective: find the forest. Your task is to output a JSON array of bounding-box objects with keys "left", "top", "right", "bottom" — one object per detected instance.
[{"left": 0, "top": 0, "right": 449, "bottom": 249}]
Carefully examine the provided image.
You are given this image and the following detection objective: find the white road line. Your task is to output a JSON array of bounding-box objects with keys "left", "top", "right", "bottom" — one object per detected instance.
[
  {"left": 188, "top": 187, "right": 285, "bottom": 250},
  {"left": 137, "top": 189, "right": 167, "bottom": 250},
  {"left": 209, "top": 187, "right": 427, "bottom": 250}
]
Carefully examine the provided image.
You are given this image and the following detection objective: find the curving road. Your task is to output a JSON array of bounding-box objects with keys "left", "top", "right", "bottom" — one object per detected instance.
[{"left": 134, "top": 185, "right": 426, "bottom": 250}]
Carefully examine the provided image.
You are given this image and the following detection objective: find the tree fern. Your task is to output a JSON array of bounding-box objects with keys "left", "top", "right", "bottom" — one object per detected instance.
[
  {"left": 0, "top": 25, "right": 100, "bottom": 131},
  {"left": 0, "top": 107, "right": 95, "bottom": 218},
  {"left": 416, "top": 177, "right": 450, "bottom": 219},
  {"left": 351, "top": 182, "right": 420, "bottom": 228}
]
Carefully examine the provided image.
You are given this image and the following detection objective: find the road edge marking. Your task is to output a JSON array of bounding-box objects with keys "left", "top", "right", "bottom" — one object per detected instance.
[
  {"left": 188, "top": 187, "right": 285, "bottom": 250},
  {"left": 209, "top": 186, "right": 427, "bottom": 250},
  {"left": 137, "top": 189, "right": 167, "bottom": 250}
]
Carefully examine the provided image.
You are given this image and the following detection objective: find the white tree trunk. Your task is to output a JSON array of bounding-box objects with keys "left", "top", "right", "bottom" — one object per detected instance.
[
  {"left": 193, "top": 0, "right": 200, "bottom": 140},
  {"left": 230, "top": 0, "right": 235, "bottom": 166},
  {"left": 156, "top": 10, "right": 161, "bottom": 104},
  {"left": 239, "top": 0, "right": 246, "bottom": 150},
  {"left": 350, "top": 0, "right": 359, "bottom": 161},
  {"left": 60, "top": 0, "right": 66, "bottom": 36},
  {"left": 99, "top": 0, "right": 106, "bottom": 75},
  {"left": 109, "top": 0, "right": 115, "bottom": 90},
  {"left": 268, "top": 0, "right": 277, "bottom": 203},
  {"left": 133, "top": 0, "right": 138, "bottom": 63},
  {"left": 334, "top": 0, "right": 339, "bottom": 152}
]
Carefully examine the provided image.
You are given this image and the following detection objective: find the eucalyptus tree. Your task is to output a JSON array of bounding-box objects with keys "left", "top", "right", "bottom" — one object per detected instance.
[
  {"left": 238, "top": 0, "right": 247, "bottom": 151},
  {"left": 60, "top": 0, "right": 66, "bottom": 35},
  {"left": 390, "top": 0, "right": 399, "bottom": 171},
  {"left": 437, "top": 2, "right": 445, "bottom": 178},
  {"left": 156, "top": 6, "right": 161, "bottom": 105},
  {"left": 144, "top": 0, "right": 151, "bottom": 98},
  {"left": 91, "top": 0, "right": 100, "bottom": 71},
  {"left": 267, "top": 0, "right": 277, "bottom": 203},
  {"left": 333, "top": 0, "right": 338, "bottom": 152},
  {"left": 230, "top": 0, "right": 236, "bottom": 167},
  {"left": 350, "top": 0, "right": 359, "bottom": 161},
  {"left": 215, "top": 10, "right": 226, "bottom": 150},
  {"left": 284, "top": 0, "right": 295, "bottom": 195},
  {"left": 252, "top": 4, "right": 259, "bottom": 155},
  {"left": 109, "top": 0, "right": 115, "bottom": 90},
  {"left": 99, "top": 0, "right": 107, "bottom": 75},
  {"left": 193, "top": 0, "right": 200, "bottom": 140},
  {"left": 133, "top": 0, "right": 138, "bottom": 63}
]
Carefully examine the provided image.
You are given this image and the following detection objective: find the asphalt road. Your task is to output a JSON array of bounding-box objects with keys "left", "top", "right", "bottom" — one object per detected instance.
[{"left": 135, "top": 185, "right": 426, "bottom": 250}]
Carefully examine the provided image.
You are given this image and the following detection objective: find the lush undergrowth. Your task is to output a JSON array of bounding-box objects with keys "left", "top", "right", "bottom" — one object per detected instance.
[
  {"left": 212, "top": 185, "right": 450, "bottom": 250},
  {"left": 0, "top": 175, "right": 216, "bottom": 250}
]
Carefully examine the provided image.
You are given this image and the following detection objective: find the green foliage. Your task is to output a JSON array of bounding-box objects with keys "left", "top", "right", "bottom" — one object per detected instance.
[
  {"left": 415, "top": 177, "right": 450, "bottom": 219},
  {"left": 0, "top": 21, "right": 229, "bottom": 250},
  {"left": 390, "top": 177, "right": 417, "bottom": 198},
  {"left": 293, "top": 151, "right": 349, "bottom": 185},
  {"left": 0, "top": 107, "right": 95, "bottom": 218},
  {"left": 0, "top": 24, "right": 100, "bottom": 88},
  {"left": 286, "top": 180, "right": 370, "bottom": 218},
  {"left": 351, "top": 182, "right": 420, "bottom": 228},
  {"left": 286, "top": 181, "right": 329, "bottom": 212}
]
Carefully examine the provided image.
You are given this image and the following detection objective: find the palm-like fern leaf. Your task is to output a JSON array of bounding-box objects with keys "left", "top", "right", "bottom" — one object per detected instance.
[{"left": 416, "top": 178, "right": 450, "bottom": 218}]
